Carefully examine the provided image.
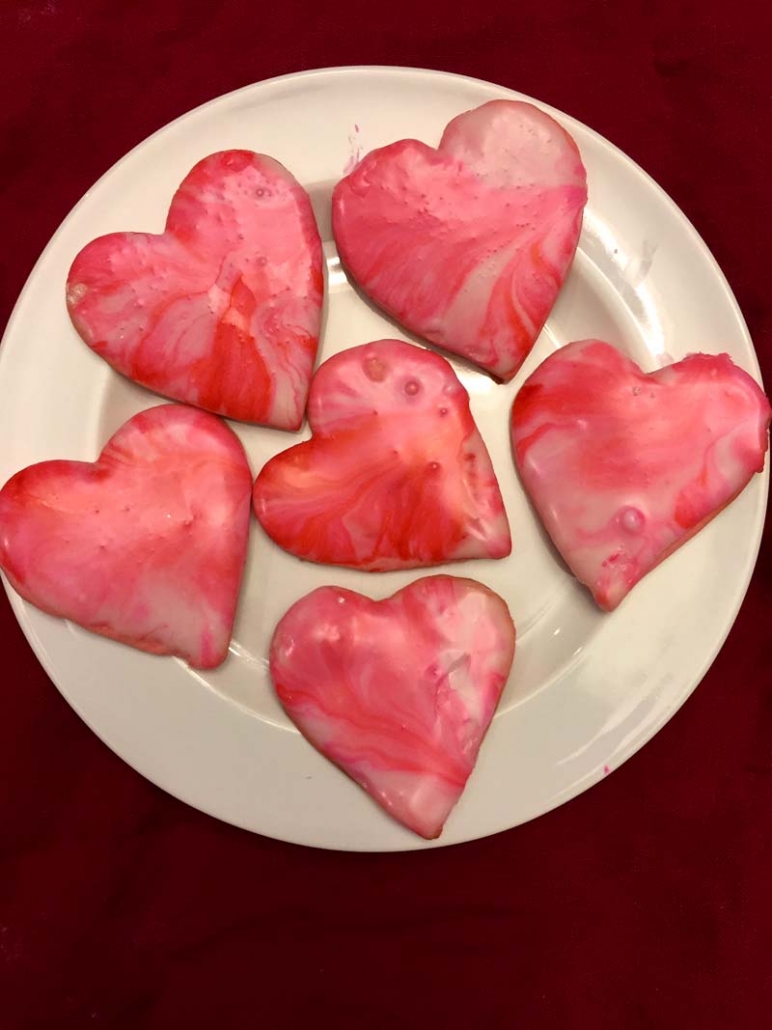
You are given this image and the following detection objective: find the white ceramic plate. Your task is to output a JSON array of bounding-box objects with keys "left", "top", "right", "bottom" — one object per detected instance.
[{"left": 0, "top": 67, "right": 767, "bottom": 851}]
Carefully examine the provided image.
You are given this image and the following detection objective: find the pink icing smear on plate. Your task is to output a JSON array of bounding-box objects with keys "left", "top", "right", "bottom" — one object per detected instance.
[
  {"left": 270, "top": 575, "right": 516, "bottom": 839},
  {"left": 332, "top": 101, "right": 587, "bottom": 381},
  {"left": 67, "top": 150, "right": 323, "bottom": 430},
  {"left": 511, "top": 339, "right": 771, "bottom": 610},
  {"left": 253, "top": 338, "right": 512, "bottom": 570},
  {"left": 0, "top": 404, "right": 253, "bottom": 668}
]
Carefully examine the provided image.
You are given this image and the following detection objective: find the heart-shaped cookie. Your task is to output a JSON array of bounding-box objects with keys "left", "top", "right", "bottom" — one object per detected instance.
[
  {"left": 511, "top": 339, "right": 771, "bottom": 610},
  {"left": 67, "top": 150, "right": 323, "bottom": 430},
  {"left": 332, "top": 101, "right": 587, "bottom": 381},
  {"left": 0, "top": 404, "right": 253, "bottom": 667},
  {"left": 270, "top": 575, "right": 516, "bottom": 839},
  {"left": 253, "top": 339, "right": 511, "bottom": 570}
]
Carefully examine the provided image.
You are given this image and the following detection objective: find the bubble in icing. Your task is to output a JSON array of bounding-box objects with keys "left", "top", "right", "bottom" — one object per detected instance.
[
  {"left": 404, "top": 378, "right": 421, "bottom": 396},
  {"left": 364, "top": 356, "right": 388, "bottom": 382},
  {"left": 619, "top": 506, "right": 645, "bottom": 534}
]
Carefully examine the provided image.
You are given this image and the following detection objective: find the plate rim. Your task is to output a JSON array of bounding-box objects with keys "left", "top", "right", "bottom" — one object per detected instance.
[{"left": 1, "top": 64, "right": 768, "bottom": 851}]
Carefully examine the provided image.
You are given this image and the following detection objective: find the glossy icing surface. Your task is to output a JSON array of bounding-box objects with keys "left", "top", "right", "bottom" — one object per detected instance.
[
  {"left": 0, "top": 404, "right": 253, "bottom": 667},
  {"left": 253, "top": 338, "right": 512, "bottom": 570},
  {"left": 332, "top": 101, "right": 587, "bottom": 381},
  {"left": 511, "top": 339, "right": 772, "bottom": 609},
  {"left": 67, "top": 150, "right": 323, "bottom": 430},
  {"left": 270, "top": 575, "right": 516, "bottom": 838}
]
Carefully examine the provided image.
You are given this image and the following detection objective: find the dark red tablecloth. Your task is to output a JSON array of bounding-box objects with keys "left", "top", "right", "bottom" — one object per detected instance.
[{"left": 1, "top": 1, "right": 770, "bottom": 1026}]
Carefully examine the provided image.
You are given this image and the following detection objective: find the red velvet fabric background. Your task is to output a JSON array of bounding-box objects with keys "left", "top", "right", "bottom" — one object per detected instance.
[{"left": 1, "top": 1, "right": 770, "bottom": 1026}]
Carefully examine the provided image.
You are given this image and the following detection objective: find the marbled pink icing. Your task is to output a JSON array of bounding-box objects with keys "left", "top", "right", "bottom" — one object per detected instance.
[
  {"left": 511, "top": 339, "right": 771, "bottom": 610},
  {"left": 253, "top": 339, "right": 511, "bottom": 570},
  {"left": 332, "top": 101, "right": 587, "bottom": 381},
  {"left": 67, "top": 151, "right": 323, "bottom": 430},
  {"left": 0, "top": 404, "right": 253, "bottom": 667},
  {"left": 270, "top": 575, "right": 516, "bottom": 839}
]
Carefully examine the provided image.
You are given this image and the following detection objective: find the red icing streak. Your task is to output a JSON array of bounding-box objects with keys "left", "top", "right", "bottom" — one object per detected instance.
[{"left": 190, "top": 277, "right": 274, "bottom": 423}]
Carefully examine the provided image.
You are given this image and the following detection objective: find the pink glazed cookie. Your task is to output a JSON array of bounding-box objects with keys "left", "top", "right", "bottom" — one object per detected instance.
[
  {"left": 511, "top": 339, "right": 771, "bottom": 610},
  {"left": 253, "top": 339, "right": 511, "bottom": 570},
  {"left": 333, "top": 101, "right": 587, "bottom": 380},
  {"left": 67, "top": 151, "right": 323, "bottom": 430},
  {"left": 270, "top": 575, "right": 516, "bottom": 839},
  {"left": 0, "top": 405, "right": 253, "bottom": 668}
]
